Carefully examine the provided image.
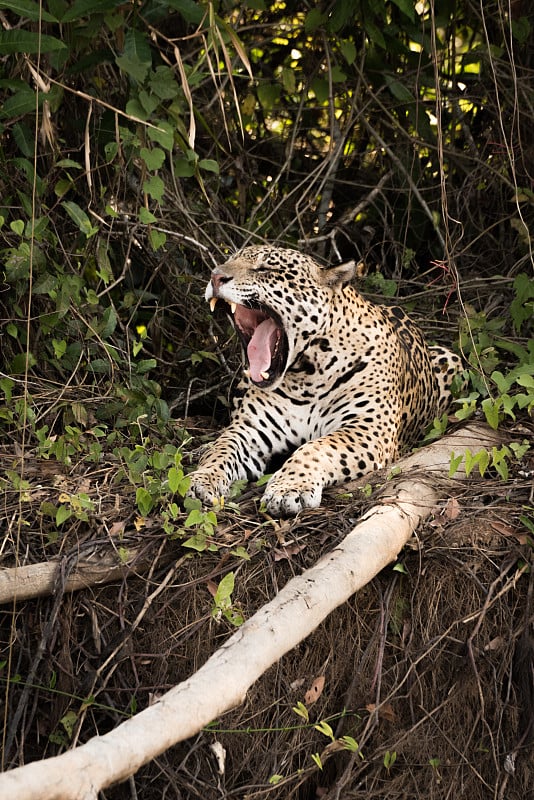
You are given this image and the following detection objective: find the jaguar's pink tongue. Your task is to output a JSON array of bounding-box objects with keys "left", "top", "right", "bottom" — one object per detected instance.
[{"left": 247, "top": 317, "right": 278, "bottom": 382}]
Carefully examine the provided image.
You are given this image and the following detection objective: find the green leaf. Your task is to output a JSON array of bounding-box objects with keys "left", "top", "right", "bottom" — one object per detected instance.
[
  {"left": 311, "top": 753, "right": 323, "bottom": 770},
  {"left": 449, "top": 452, "right": 463, "bottom": 477},
  {"left": 481, "top": 397, "right": 500, "bottom": 430},
  {"left": 168, "top": 467, "right": 189, "bottom": 496},
  {"left": 149, "top": 229, "right": 166, "bottom": 251},
  {"left": 62, "top": 201, "right": 99, "bottom": 237},
  {"left": 12, "top": 122, "right": 35, "bottom": 157},
  {"left": 59, "top": 710, "right": 78, "bottom": 739},
  {"left": 217, "top": 571, "right": 235, "bottom": 601},
  {"left": 314, "top": 720, "right": 334, "bottom": 740},
  {"left": 257, "top": 83, "right": 281, "bottom": 110},
  {"left": 292, "top": 701, "right": 309, "bottom": 721},
  {"left": 136, "top": 487, "right": 154, "bottom": 516},
  {"left": 56, "top": 504, "right": 72, "bottom": 526},
  {"left": 98, "top": 305, "right": 118, "bottom": 339},
  {"left": 363, "top": 21, "right": 386, "bottom": 49},
  {"left": 0, "top": 0, "right": 58, "bottom": 21},
  {"left": 305, "top": 7, "right": 326, "bottom": 32},
  {"left": 116, "top": 29, "right": 152, "bottom": 82},
  {"left": 140, "top": 147, "right": 165, "bottom": 170},
  {"left": 390, "top": 0, "right": 416, "bottom": 20},
  {"left": 0, "top": 89, "right": 39, "bottom": 118},
  {"left": 198, "top": 159, "right": 219, "bottom": 174},
  {"left": 143, "top": 174, "right": 165, "bottom": 201},
  {"left": 52, "top": 339, "right": 67, "bottom": 359},
  {"left": 10, "top": 352, "right": 37, "bottom": 373},
  {"left": 165, "top": 0, "right": 205, "bottom": 24},
  {"left": 173, "top": 157, "right": 196, "bottom": 177},
  {"left": 61, "top": 0, "right": 124, "bottom": 23},
  {"left": 339, "top": 39, "right": 356, "bottom": 65},
  {"left": 139, "top": 207, "right": 157, "bottom": 224},
  {"left": 147, "top": 120, "right": 175, "bottom": 151},
  {"left": 0, "top": 30, "right": 66, "bottom": 54},
  {"left": 384, "top": 74, "right": 415, "bottom": 104},
  {"left": 185, "top": 508, "right": 204, "bottom": 527}
]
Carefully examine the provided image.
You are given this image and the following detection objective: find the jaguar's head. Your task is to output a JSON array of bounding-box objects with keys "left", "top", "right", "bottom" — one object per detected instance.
[{"left": 205, "top": 246, "right": 356, "bottom": 389}]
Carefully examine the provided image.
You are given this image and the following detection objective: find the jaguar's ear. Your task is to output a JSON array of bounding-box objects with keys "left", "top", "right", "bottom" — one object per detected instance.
[{"left": 320, "top": 259, "right": 359, "bottom": 288}]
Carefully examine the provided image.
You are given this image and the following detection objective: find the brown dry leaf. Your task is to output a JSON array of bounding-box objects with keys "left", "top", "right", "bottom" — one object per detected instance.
[
  {"left": 304, "top": 675, "right": 325, "bottom": 705},
  {"left": 273, "top": 543, "right": 307, "bottom": 561},
  {"left": 485, "top": 636, "right": 505, "bottom": 652},
  {"left": 442, "top": 497, "right": 461, "bottom": 520},
  {"left": 206, "top": 580, "right": 218, "bottom": 598},
  {"left": 366, "top": 702, "right": 396, "bottom": 723},
  {"left": 134, "top": 516, "right": 146, "bottom": 531},
  {"left": 489, "top": 520, "right": 516, "bottom": 537},
  {"left": 109, "top": 520, "right": 126, "bottom": 536}
]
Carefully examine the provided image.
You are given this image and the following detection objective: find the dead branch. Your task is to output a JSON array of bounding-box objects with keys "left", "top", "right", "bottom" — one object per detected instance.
[
  {"left": 0, "top": 546, "right": 149, "bottom": 605},
  {"left": 0, "top": 423, "right": 505, "bottom": 800}
]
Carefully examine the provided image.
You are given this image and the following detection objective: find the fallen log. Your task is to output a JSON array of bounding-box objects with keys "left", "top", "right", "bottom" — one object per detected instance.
[
  {"left": 0, "top": 423, "right": 505, "bottom": 800},
  {"left": 0, "top": 546, "right": 148, "bottom": 605}
]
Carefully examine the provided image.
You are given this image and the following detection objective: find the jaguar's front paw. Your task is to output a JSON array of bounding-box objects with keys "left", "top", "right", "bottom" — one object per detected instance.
[
  {"left": 187, "top": 467, "right": 231, "bottom": 507},
  {"left": 262, "top": 476, "right": 323, "bottom": 517}
]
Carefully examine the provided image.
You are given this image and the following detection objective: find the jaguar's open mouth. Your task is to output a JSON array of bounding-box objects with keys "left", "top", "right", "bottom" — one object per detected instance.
[{"left": 210, "top": 298, "right": 288, "bottom": 387}]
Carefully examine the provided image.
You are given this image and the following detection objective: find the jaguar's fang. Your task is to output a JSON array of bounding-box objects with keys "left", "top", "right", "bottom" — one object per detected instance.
[
  {"left": 260, "top": 371, "right": 270, "bottom": 380},
  {"left": 209, "top": 297, "right": 217, "bottom": 312}
]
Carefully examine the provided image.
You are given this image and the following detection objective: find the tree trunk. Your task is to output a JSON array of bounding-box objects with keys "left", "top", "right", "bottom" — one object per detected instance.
[{"left": 0, "top": 423, "right": 504, "bottom": 800}]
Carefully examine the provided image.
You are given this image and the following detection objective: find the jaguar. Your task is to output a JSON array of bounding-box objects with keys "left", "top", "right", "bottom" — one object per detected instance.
[{"left": 188, "top": 245, "right": 462, "bottom": 516}]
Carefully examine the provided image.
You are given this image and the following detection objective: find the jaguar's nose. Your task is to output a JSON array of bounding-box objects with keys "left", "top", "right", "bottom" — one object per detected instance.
[{"left": 211, "top": 271, "right": 231, "bottom": 294}]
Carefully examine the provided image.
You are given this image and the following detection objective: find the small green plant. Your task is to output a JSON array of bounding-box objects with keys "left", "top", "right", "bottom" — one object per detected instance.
[
  {"left": 211, "top": 572, "right": 244, "bottom": 626},
  {"left": 429, "top": 756, "right": 442, "bottom": 783},
  {"left": 449, "top": 441, "right": 530, "bottom": 481},
  {"left": 383, "top": 750, "right": 397, "bottom": 773}
]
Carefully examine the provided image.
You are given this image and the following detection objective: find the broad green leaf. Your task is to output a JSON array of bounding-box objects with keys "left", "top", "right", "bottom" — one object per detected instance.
[
  {"left": 0, "top": 89, "right": 40, "bottom": 118},
  {"left": 138, "top": 89, "right": 160, "bottom": 116},
  {"left": 140, "top": 146, "right": 165, "bottom": 170},
  {"left": 116, "top": 54, "right": 150, "bottom": 83},
  {"left": 257, "top": 83, "right": 281, "bottom": 110},
  {"left": 136, "top": 487, "right": 153, "bottom": 516},
  {"left": 139, "top": 207, "right": 157, "bottom": 224},
  {"left": 0, "top": 0, "right": 57, "bottom": 21},
  {"left": 305, "top": 7, "right": 326, "bottom": 32},
  {"left": 0, "top": 30, "right": 66, "bottom": 54},
  {"left": 147, "top": 120, "right": 175, "bottom": 151},
  {"left": 10, "top": 352, "right": 37, "bottom": 373},
  {"left": 116, "top": 29, "right": 152, "bottom": 82},
  {"left": 390, "top": 0, "right": 416, "bottom": 20},
  {"left": 12, "top": 122, "right": 35, "bottom": 157},
  {"left": 149, "top": 229, "right": 166, "bottom": 251},
  {"left": 143, "top": 174, "right": 165, "bottom": 201},
  {"left": 62, "top": 201, "right": 99, "bottom": 237},
  {"left": 61, "top": 0, "right": 124, "bottom": 23},
  {"left": 150, "top": 66, "right": 180, "bottom": 101},
  {"left": 165, "top": 0, "right": 205, "bottom": 24},
  {"left": 173, "top": 157, "right": 195, "bottom": 177},
  {"left": 56, "top": 504, "right": 72, "bottom": 526},
  {"left": 98, "top": 305, "right": 118, "bottom": 339},
  {"left": 214, "top": 572, "right": 235, "bottom": 604},
  {"left": 198, "top": 159, "right": 219, "bottom": 174},
  {"left": 185, "top": 508, "right": 205, "bottom": 527},
  {"left": 339, "top": 39, "right": 356, "bottom": 66},
  {"left": 363, "top": 21, "right": 386, "bottom": 49},
  {"left": 384, "top": 74, "right": 415, "bottom": 103}
]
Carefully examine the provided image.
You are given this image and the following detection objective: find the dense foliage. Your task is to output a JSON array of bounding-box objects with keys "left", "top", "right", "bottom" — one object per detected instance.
[{"left": 0, "top": 0, "right": 532, "bottom": 435}]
